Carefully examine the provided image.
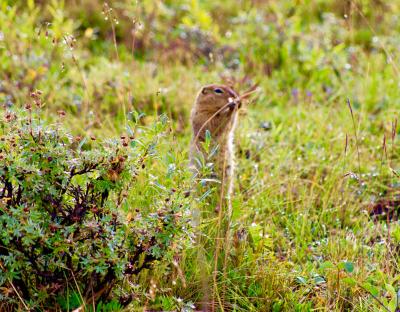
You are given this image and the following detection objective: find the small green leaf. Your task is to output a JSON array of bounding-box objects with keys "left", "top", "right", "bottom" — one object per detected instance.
[
  {"left": 272, "top": 300, "right": 283, "bottom": 312},
  {"left": 77, "top": 137, "right": 87, "bottom": 150},
  {"left": 363, "top": 282, "right": 379, "bottom": 297},
  {"left": 319, "top": 261, "right": 334, "bottom": 270},
  {"left": 344, "top": 261, "right": 354, "bottom": 273},
  {"left": 126, "top": 124, "right": 134, "bottom": 136},
  {"left": 339, "top": 261, "right": 354, "bottom": 273},
  {"left": 342, "top": 277, "right": 357, "bottom": 287},
  {"left": 385, "top": 283, "right": 396, "bottom": 296},
  {"left": 205, "top": 129, "right": 211, "bottom": 142},
  {"left": 295, "top": 276, "right": 307, "bottom": 285},
  {"left": 314, "top": 275, "right": 326, "bottom": 285}
]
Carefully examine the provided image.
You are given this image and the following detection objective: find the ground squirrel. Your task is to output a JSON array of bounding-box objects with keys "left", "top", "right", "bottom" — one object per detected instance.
[
  {"left": 189, "top": 84, "right": 241, "bottom": 199},
  {"left": 189, "top": 84, "right": 241, "bottom": 311},
  {"left": 190, "top": 84, "right": 256, "bottom": 310}
]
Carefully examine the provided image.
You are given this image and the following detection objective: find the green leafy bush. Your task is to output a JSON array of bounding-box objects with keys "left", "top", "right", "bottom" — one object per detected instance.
[{"left": 0, "top": 102, "right": 191, "bottom": 310}]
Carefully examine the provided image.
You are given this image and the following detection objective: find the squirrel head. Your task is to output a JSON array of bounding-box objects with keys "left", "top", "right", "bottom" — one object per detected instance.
[{"left": 195, "top": 84, "right": 241, "bottom": 114}]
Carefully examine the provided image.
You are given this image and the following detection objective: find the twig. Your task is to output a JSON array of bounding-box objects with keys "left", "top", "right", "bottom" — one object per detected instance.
[
  {"left": 0, "top": 262, "right": 29, "bottom": 310},
  {"left": 104, "top": 3, "right": 120, "bottom": 62},
  {"left": 358, "top": 283, "right": 391, "bottom": 312},
  {"left": 69, "top": 268, "right": 86, "bottom": 310},
  {"left": 63, "top": 35, "right": 90, "bottom": 115}
]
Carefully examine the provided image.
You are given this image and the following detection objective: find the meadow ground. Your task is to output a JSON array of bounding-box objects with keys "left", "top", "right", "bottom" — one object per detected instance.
[{"left": 1, "top": 0, "right": 400, "bottom": 311}]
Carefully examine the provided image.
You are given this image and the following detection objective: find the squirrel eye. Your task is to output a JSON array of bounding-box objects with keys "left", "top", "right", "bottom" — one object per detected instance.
[{"left": 214, "top": 88, "right": 224, "bottom": 94}]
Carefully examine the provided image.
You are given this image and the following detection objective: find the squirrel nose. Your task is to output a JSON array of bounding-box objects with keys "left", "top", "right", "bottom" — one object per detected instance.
[
  {"left": 228, "top": 97, "right": 241, "bottom": 110},
  {"left": 228, "top": 102, "right": 236, "bottom": 109}
]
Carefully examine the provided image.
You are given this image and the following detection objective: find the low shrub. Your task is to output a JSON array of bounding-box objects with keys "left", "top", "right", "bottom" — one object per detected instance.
[{"left": 0, "top": 103, "right": 191, "bottom": 310}]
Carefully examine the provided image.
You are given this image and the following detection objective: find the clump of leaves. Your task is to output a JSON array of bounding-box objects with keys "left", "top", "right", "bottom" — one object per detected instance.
[{"left": 0, "top": 107, "right": 191, "bottom": 310}]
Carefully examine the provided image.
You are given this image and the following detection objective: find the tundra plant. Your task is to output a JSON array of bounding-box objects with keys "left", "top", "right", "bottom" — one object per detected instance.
[{"left": 0, "top": 103, "right": 191, "bottom": 310}]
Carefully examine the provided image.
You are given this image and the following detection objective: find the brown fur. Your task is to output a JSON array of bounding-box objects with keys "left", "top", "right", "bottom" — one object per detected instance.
[{"left": 189, "top": 84, "right": 241, "bottom": 197}]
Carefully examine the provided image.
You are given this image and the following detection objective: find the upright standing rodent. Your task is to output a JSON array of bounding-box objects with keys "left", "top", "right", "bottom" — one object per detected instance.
[
  {"left": 190, "top": 84, "right": 247, "bottom": 311},
  {"left": 190, "top": 84, "right": 242, "bottom": 199}
]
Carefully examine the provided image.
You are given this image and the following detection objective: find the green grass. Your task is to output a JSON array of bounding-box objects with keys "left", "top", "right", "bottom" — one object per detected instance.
[{"left": 2, "top": 0, "right": 400, "bottom": 310}]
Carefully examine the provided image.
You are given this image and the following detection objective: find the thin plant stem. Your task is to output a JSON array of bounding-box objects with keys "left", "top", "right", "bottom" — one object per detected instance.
[
  {"left": 0, "top": 262, "right": 29, "bottom": 310},
  {"left": 346, "top": 98, "right": 361, "bottom": 175}
]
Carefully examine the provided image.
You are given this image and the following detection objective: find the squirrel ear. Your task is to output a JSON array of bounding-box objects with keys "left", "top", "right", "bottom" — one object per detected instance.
[{"left": 201, "top": 87, "right": 208, "bottom": 95}]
